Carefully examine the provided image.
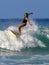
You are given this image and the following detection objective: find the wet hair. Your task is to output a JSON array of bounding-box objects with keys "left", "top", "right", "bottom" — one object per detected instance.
[{"left": 25, "top": 12, "right": 33, "bottom": 18}]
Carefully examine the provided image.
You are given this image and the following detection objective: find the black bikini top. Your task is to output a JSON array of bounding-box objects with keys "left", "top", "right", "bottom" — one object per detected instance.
[{"left": 23, "top": 18, "right": 27, "bottom": 24}]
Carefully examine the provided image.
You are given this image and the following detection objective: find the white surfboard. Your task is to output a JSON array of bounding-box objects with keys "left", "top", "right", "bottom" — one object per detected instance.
[{"left": 10, "top": 30, "right": 20, "bottom": 37}]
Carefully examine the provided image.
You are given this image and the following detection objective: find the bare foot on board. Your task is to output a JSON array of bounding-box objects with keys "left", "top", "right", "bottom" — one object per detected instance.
[{"left": 10, "top": 30, "right": 21, "bottom": 36}]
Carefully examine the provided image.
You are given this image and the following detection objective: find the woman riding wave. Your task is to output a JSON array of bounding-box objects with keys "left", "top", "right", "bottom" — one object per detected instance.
[{"left": 17, "top": 12, "right": 33, "bottom": 35}]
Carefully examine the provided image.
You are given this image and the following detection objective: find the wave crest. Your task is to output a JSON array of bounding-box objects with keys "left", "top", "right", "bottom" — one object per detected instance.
[{"left": 0, "top": 20, "right": 46, "bottom": 51}]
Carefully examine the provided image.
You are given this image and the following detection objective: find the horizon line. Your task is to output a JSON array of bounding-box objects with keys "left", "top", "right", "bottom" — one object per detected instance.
[{"left": 0, "top": 18, "right": 49, "bottom": 19}]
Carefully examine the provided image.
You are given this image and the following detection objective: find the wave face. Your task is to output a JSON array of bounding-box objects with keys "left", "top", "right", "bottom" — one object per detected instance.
[
  {"left": 0, "top": 19, "right": 49, "bottom": 65},
  {"left": 0, "top": 19, "right": 49, "bottom": 51}
]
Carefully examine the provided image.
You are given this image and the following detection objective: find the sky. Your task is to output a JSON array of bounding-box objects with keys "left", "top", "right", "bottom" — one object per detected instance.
[{"left": 0, "top": 0, "right": 49, "bottom": 19}]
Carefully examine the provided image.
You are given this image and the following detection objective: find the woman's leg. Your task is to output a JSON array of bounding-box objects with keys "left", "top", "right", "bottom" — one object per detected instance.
[{"left": 18, "top": 23, "right": 26, "bottom": 35}]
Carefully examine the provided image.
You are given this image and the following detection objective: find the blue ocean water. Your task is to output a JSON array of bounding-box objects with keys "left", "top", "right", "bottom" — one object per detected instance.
[{"left": 0, "top": 19, "right": 49, "bottom": 65}]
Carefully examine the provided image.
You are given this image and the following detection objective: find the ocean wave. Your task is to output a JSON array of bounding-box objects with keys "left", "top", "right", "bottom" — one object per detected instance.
[
  {"left": 0, "top": 21, "right": 46, "bottom": 51},
  {"left": 1, "top": 54, "right": 49, "bottom": 65}
]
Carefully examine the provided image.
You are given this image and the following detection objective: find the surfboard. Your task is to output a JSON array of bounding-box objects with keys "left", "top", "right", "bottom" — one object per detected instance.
[{"left": 10, "top": 30, "right": 20, "bottom": 37}]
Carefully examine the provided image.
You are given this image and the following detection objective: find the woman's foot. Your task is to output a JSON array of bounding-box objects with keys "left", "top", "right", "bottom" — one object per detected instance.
[
  {"left": 10, "top": 30, "right": 21, "bottom": 36},
  {"left": 17, "top": 32, "right": 21, "bottom": 35}
]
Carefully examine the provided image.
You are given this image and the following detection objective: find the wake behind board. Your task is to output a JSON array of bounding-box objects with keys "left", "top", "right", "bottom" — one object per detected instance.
[{"left": 10, "top": 30, "right": 20, "bottom": 37}]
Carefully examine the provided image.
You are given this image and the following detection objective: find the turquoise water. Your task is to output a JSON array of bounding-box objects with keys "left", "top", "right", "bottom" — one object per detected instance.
[{"left": 0, "top": 19, "right": 49, "bottom": 65}]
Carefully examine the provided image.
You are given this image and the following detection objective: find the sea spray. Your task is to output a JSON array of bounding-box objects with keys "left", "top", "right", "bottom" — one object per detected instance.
[{"left": 0, "top": 20, "right": 46, "bottom": 51}]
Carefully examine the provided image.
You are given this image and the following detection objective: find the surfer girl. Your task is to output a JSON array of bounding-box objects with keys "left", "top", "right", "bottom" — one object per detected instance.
[
  {"left": 11, "top": 12, "right": 33, "bottom": 35},
  {"left": 17, "top": 12, "right": 33, "bottom": 35}
]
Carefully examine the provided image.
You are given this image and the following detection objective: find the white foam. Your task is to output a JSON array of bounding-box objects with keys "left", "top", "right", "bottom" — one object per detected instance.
[
  {"left": 0, "top": 20, "right": 46, "bottom": 51},
  {"left": 47, "top": 34, "right": 49, "bottom": 39},
  {"left": 43, "top": 27, "right": 49, "bottom": 39}
]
